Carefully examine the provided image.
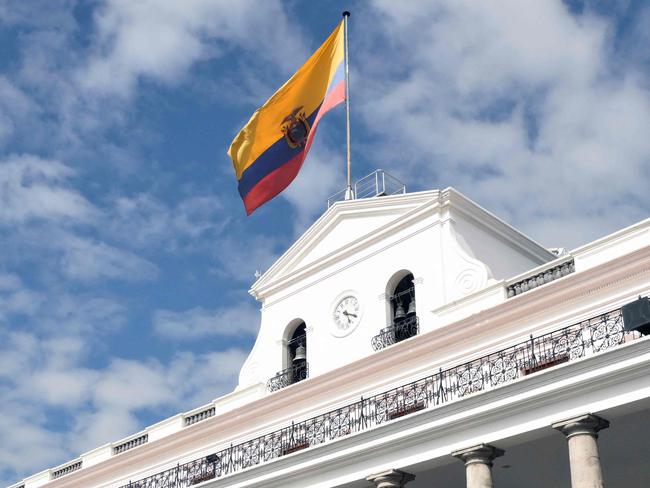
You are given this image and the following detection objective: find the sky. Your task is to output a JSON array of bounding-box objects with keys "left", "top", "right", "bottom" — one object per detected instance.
[{"left": 1, "top": 0, "right": 650, "bottom": 485}]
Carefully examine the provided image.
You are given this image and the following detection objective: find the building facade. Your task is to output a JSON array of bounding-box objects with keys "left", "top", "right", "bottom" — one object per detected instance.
[{"left": 10, "top": 185, "right": 650, "bottom": 488}]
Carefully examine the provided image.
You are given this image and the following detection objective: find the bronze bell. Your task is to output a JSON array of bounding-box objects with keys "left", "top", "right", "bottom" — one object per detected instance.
[
  {"left": 293, "top": 343, "right": 306, "bottom": 362},
  {"left": 394, "top": 303, "right": 406, "bottom": 319},
  {"left": 407, "top": 298, "right": 416, "bottom": 316}
]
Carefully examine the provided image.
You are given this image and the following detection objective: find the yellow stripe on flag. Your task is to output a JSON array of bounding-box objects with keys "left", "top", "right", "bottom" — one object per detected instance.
[{"left": 228, "top": 21, "right": 345, "bottom": 180}]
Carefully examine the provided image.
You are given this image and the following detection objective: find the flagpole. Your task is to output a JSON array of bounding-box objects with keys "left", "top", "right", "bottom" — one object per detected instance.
[{"left": 343, "top": 11, "right": 353, "bottom": 200}]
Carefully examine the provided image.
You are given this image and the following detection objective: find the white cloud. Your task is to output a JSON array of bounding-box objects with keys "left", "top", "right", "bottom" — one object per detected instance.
[
  {"left": 360, "top": 0, "right": 650, "bottom": 247},
  {"left": 282, "top": 145, "right": 346, "bottom": 234},
  {"left": 109, "top": 193, "right": 228, "bottom": 250},
  {"left": 0, "top": 76, "right": 37, "bottom": 146},
  {"left": 0, "top": 400, "right": 67, "bottom": 474},
  {"left": 56, "top": 232, "right": 159, "bottom": 282},
  {"left": 0, "top": 154, "right": 97, "bottom": 225},
  {"left": 78, "top": 0, "right": 306, "bottom": 98},
  {"left": 0, "top": 273, "right": 42, "bottom": 319},
  {"left": 69, "top": 349, "right": 248, "bottom": 452},
  {"left": 153, "top": 302, "right": 260, "bottom": 340},
  {"left": 165, "top": 349, "right": 248, "bottom": 405},
  {"left": 0, "top": 328, "right": 248, "bottom": 478}
]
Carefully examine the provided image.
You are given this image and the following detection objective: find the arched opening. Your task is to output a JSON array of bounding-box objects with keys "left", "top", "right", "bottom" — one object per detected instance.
[
  {"left": 284, "top": 319, "right": 307, "bottom": 385},
  {"left": 268, "top": 319, "right": 309, "bottom": 392},
  {"left": 388, "top": 270, "right": 417, "bottom": 343}
]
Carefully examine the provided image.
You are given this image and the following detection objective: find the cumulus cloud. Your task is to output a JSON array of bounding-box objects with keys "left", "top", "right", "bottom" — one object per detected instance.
[
  {"left": 282, "top": 144, "right": 346, "bottom": 234},
  {"left": 109, "top": 193, "right": 228, "bottom": 250},
  {"left": 0, "top": 328, "right": 248, "bottom": 476},
  {"left": 0, "top": 402, "right": 67, "bottom": 475},
  {"left": 67, "top": 350, "right": 248, "bottom": 452},
  {"left": 361, "top": 0, "right": 650, "bottom": 247},
  {"left": 78, "top": 0, "right": 306, "bottom": 98},
  {"left": 212, "top": 233, "right": 281, "bottom": 284},
  {"left": 56, "top": 232, "right": 159, "bottom": 282},
  {"left": 0, "top": 76, "right": 37, "bottom": 146},
  {"left": 6, "top": 1, "right": 650, "bottom": 485},
  {"left": 0, "top": 154, "right": 97, "bottom": 225},
  {"left": 153, "top": 302, "right": 260, "bottom": 340},
  {"left": 0, "top": 273, "right": 42, "bottom": 319}
]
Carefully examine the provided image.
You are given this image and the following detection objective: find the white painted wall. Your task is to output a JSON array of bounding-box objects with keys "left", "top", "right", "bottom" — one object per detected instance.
[
  {"left": 14, "top": 200, "right": 650, "bottom": 488},
  {"left": 238, "top": 189, "right": 556, "bottom": 388}
]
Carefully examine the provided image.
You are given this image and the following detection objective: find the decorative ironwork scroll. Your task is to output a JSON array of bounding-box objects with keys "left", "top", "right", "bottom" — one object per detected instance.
[{"left": 120, "top": 307, "right": 632, "bottom": 488}]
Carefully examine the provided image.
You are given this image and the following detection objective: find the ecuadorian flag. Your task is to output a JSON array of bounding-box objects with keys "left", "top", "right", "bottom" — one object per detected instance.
[{"left": 228, "top": 22, "right": 346, "bottom": 215}]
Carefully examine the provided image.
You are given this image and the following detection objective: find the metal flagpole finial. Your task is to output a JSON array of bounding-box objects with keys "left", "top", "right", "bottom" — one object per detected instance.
[{"left": 342, "top": 11, "right": 350, "bottom": 17}]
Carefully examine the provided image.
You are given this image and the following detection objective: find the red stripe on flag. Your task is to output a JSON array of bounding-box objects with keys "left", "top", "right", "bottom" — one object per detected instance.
[
  {"left": 303, "top": 80, "right": 346, "bottom": 155},
  {"left": 243, "top": 150, "right": 306, "bottom": 215},
  {"left": 242, "top": 80, "right": 346, "bottom": 215}
]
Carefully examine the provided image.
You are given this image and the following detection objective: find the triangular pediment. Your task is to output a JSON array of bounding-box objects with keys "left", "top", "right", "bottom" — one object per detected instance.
[{"left": 251, "top": 191, "right": 440, "bottom": 298}]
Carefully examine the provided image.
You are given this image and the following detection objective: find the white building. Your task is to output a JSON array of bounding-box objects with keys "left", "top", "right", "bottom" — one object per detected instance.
[{"left": 10, "top": 172, "right": 650, "bottom": 488}]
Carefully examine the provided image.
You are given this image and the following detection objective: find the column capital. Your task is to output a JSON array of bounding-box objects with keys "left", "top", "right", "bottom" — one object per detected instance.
[
  {"left": 452, "top": 443, "right": 504, "bottom": 467},
  {"left": 366, "top": 469, "right": 415, "bottom": 487},
  {"left": 552, "top": 413, "right": 610, "bottom": 439}
]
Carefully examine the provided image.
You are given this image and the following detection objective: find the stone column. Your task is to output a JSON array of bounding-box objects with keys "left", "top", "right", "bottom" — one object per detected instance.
[
  {"left": 366, "top": 469, "right": 415, "bottom": 488},
  {"left": 452, "top": 443, "right": 504, "bottom": 488},
  {"left": 552, "top": 413, "right": 610, "bottom": 488}
]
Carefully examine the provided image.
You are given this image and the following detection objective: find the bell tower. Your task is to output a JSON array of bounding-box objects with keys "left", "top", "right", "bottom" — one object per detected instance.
[{"left": 237, "top": 181, "right": 555, "bottom": 392}]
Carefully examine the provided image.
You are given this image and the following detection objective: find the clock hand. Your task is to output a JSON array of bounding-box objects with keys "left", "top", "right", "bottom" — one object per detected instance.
[{"left": 347, "top": 312, "right": 357, "bottom": 318}]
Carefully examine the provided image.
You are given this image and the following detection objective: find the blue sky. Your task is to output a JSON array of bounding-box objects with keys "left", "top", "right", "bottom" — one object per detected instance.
[{"left": 2, "top": 0, "right": 650, "bottom": 485}]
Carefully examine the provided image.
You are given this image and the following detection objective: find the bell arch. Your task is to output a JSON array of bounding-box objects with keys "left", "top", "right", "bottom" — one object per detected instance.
[
  {"left": 282, "top": 319, "right": 307, "bottom": 385},
  {"left": 385, "top": 269, "right": 417, "bottom": 343}
]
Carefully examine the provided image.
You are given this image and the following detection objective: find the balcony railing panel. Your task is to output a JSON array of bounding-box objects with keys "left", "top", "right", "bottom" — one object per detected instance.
[
  {"left": 267, "top": 362, "right": 308, "bottom": 392},
  {"left": 371, "top": 316, "right": 419, "bottom": 351},
  {"left": 119, "top": 306, "right": 640, "bottom": 488}
]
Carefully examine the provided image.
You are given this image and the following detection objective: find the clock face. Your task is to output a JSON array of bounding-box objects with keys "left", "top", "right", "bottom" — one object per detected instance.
[{"left": 333, "top": 295, "right": 360, "bottom": 332}]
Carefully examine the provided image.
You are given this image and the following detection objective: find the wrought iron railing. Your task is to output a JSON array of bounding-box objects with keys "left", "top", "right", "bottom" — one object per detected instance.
[
  {"left": 267, "top": 362, "right": 309, "bottom": 392},
  {"left": 371, "top": 316, "right": 420, "bottom": 351},
  {"left": 507, "top": 258, "right": 575, "bottom": 298},
  {"left": 354, "top": 170, "right": 406, "bottom": 200},
  {"left": 118, "top": 307, "right": 637, "bottom": 488},
  {"left": 327, "top": 169, "right": 407, "bottom": 208}
]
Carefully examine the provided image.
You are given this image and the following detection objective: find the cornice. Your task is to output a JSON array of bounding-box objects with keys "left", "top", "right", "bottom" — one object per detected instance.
[
  {"left": 253, "top": 193, "right": 442, "bottom": 302},
  {"left": 444, "top": 189, "right": 555, "bottom": 263},
  {"left": 43, "top": 244, "right": 650, "bottom": 488},
  {"left": 251, "top": 188, "right": 557, "bottom": 303},
  {"left": 570, "top": 217, "right": 650, "bottom": 257},
  {"left": 203, "top": 338, "right": 650, "bottom": 488},
  {"left": 250, "top": 191, "right": 440, "bottom": 296},
  {"left": 431, "top": 244, "right": 650, "bottom": 342}
]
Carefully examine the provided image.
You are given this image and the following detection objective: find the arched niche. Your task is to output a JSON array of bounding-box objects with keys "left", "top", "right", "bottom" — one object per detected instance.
[
  {"left": 282, "top": 319, "right": 307, "bottom": 384},
  {"left": 385, "top": 269, "right": 417, "bottom": 342}
]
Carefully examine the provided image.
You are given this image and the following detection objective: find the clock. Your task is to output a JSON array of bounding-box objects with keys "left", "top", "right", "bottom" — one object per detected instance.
[{"left": 333, "top": 295, "right": 361, "bottom": 335}]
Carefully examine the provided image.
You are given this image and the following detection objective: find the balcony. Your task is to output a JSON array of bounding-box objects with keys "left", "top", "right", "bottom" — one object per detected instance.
[
  {"left": 115, "top": 305, "right": 643, "bottom": 488},
  {"left": 267, "top": 362, "right": 309, "bottom": 392},
  {"left": 371, "top": 316, "right": 419, "bottom": 351}
]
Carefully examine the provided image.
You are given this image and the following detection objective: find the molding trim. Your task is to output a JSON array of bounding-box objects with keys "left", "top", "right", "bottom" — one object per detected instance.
[
  {"left": 42, "top": 247, "right": 650, "bottom": 488},
  {"left": 202, "top": 338, "right": 650, "bottom": 488}
]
